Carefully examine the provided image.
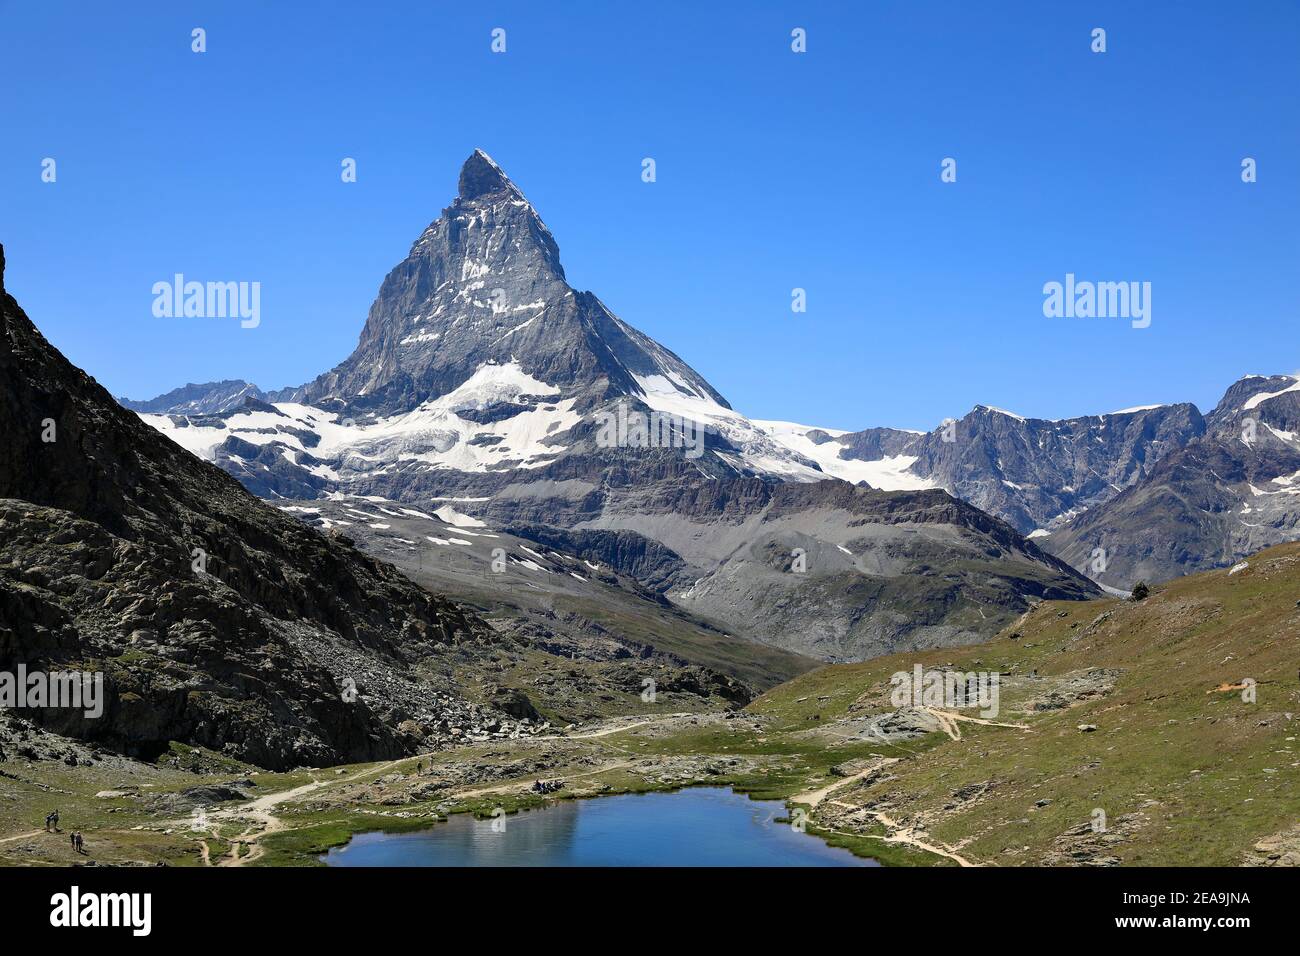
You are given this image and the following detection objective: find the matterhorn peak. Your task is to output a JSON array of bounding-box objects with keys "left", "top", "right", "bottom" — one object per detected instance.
[{"left": 457, "top": 148, "right": 525, "bottom": 202}]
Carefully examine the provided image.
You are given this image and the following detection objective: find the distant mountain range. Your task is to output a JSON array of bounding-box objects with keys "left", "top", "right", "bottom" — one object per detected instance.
[{"left": 119, "top": 150, "right": 1300, "bottom": 653}]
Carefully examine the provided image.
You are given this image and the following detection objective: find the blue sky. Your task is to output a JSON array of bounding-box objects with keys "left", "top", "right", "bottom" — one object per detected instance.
[{"left": 2, "top": 0, "right": 1297, "bottom": 431}]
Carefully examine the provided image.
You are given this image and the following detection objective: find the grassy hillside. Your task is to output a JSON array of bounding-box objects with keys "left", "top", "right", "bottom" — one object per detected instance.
[{"left": 751, "top": 541, "right": 1300, "bottom": 865}]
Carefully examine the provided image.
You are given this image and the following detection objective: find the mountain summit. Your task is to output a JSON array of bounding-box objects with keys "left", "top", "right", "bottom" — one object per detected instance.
[
  {"left": 283, "top": 149, "right": 726, "bottom": 422},
  {"left": 457, "top": 148, "right": 525, "bottom": 201}
]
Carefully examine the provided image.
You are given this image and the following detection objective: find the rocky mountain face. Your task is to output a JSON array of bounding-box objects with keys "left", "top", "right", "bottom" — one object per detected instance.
[
  {"left": 391, "top": 445, "right": 1101, "bottom": 662},
  {"left": 283, "top": 149, "right": 729, "bottom": 420},
  {"left": 272, "top": 495, "right": 812, "bottom": 694},
  {"left": 907, "top": 403, "right": 1205, "bottom": 535},
  {"left": 765, "top": 386, "right": 1300, "bottom": 590},
  {"left": 121, "top": 151, "right": 1103, "bottom": 663},
  {"left": 1046, "top": 375, "right": 1300, "bottom": 588}
]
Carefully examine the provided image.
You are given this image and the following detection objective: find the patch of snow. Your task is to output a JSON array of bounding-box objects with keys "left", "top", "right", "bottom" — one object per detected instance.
[
  {"left": 750, "top": 420, "right": 935, "bottom": 490},
  {"left": 433, "top": 506, "right": 486, "bottom": 528},
  {"left": 399, "top": 330, "right": 441, "bottom": 346},
  {"left": 1105, "top": 404, "right": 1168, "bottom": 415},
  {"left": 1243, "top": 377, "right": 1300, "bottom": 410},
  {"left": 977, "top": 405, "right": 1027, "bottom": 422}
]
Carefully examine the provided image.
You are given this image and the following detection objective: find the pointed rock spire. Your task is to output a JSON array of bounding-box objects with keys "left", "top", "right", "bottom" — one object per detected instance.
[{"left": 458, "top": 149, "right": 522, "bottom": 202}]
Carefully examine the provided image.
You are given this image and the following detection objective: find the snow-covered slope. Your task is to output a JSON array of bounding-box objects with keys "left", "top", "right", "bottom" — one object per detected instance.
[
  {"left": 752, "top": 420, "right": 934, "bottom": 489},
  {"left": 142, "top": 361, "right": 583, "bottom": 478}
]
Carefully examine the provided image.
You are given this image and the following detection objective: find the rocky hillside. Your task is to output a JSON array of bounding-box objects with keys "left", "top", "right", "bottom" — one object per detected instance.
[
  {"left": 268, "top": 493, "right": 814, "bottom": 692},
  {"left": 0, "top": 244, "right": 521, "bottom": 769}
]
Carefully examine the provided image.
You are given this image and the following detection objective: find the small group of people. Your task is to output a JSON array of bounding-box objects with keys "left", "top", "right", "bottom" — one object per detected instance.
[{"left": 44, "top": 810, "right": 88, "bottom": 854}]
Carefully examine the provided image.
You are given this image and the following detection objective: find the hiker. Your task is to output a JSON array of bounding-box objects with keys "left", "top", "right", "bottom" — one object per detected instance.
[
  {"left": 45, "top": 810, "right": 59, "bottom": 831},
  {"left": 69, "top": 832, "right": 76, "bottom": 850},
  {"left": 75, "top": 833, "right": 84, "bottom": 854}
]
